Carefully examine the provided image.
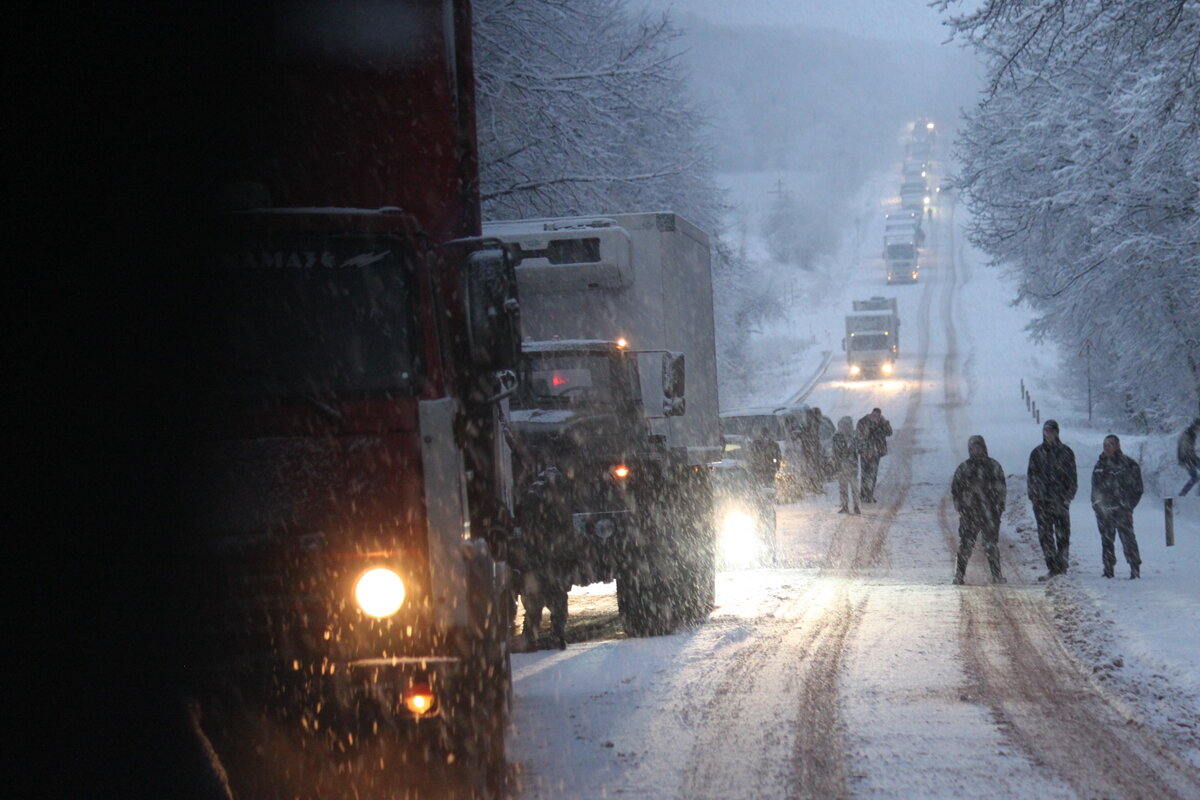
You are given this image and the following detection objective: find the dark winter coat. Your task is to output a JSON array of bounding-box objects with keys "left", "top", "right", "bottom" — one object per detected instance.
[
  {"left": 1179, "top": 419, "right": 1200, "bottom": 469},
  {"left": 1027, "top": 440, "right": 1077, "bottom": 506},
  {"left": 951, "top": 435, "right": 1006, "bottom": 527},
  {"left": 746, "top": 434, "right": 782, "bottom": 480},
  {"left": 856, "top": 413, "right": 893, "bottom": 459},
  {"left": 1091, "top": 452, "right": 1143, "bottom": 513},
  {"left": 830, "top": 430, "right": 862, "bottom": 478}
]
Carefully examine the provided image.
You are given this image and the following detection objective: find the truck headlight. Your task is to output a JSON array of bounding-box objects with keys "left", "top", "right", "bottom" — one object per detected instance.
[
  {"left": 850, "top": 365, "right": 861, "bottom": 376},
  {"left": 881, "top": 362, "right": 894, "bottom": 376},
  {"left": 355, "top": 567, "right": 406, "bottom": 618},
  {"left": 720, "top": 510, "right": 754, "bottom": 557}
]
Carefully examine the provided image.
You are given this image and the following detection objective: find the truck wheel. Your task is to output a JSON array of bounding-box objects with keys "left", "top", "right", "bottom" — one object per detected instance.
[
  {"left": 677, "top": 471, "right": 715, "bottom": 622},
  {"left": 616, "top": 549, "right": 677, "bottom": 637}
]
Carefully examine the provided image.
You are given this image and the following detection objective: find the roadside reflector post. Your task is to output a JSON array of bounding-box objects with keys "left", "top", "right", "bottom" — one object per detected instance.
[{"left": 1165, "top": 498, "right": 1175, "bottom": 547}]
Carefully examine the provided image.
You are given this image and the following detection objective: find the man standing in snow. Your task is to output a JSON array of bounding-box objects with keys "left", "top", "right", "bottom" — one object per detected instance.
[
  {"left": 746, "top": 426, "right": 782, "bottom": 489},
  {"left": 951, "top": 435, "right": 1007, "bottom": 585},
  {"left": 1027, "top": 419, "right": 1077, "bottom": 579},
  {"left": 797, "top": 407, "right": 826, "bottom": 494},
  {"left": 856, "top": 407, "right": 893, "bottom": 503},
  {"left": 1178, "top": 417, "right": 1199, "bottom": 496},
  {"left": 1091, "top": 434, "right": 1143, "bottom": 580},
  {"left": 831, "top": 416, "right": 863, "bottom": 515}
]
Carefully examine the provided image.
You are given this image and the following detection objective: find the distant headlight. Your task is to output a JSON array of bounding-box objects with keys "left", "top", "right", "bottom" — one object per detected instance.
[
  {"left": 850, "top": 365, "right": 862, "bottom": 376},
  {"left": 881, "top": 362, "right": 894, "bottom": 376},
  {"left": 355, "top": 567, "right": 406, "bottom": 618}
]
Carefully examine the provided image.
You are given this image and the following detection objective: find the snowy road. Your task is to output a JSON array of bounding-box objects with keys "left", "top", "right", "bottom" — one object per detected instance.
[{"left": 505, "top": 195, "right": 1200, "bottom": 798}]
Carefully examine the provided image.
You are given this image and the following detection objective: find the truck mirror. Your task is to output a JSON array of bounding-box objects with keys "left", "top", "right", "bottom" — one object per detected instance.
[
  {"left": 466, "top": 248, "right": 521, "bottom": 371},
  {"left": 662, "top": 352, "right": 686, "bottom": 417}
]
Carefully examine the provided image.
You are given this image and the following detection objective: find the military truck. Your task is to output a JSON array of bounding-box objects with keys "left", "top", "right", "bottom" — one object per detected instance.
[
  {"left": 844, "top": 297, "right": 900, "bottom": 378},
  {"left": 486, "top": 212, "right": 721, "bottom": 637}
]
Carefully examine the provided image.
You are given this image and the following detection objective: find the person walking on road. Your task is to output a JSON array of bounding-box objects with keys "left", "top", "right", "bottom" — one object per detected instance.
[
  {"left": 1027, "top": 419, "right": 1077, "bottom": 580},
  {"left": 1091, "top": 434, "right": 1143, "bottom": 579},
  {"left": 951, "top": 435, "right": 1007, "bottom": 585},
  {"left": 746, "top": 426, "right": 782, "bottom": 489},
  {"left": 1178, "top": 417, "right": 1199, "bottom": 496},
  {"left": 797, "top": 407, "right": 826, "bottom": 494},
  {"left": 831, "top": 416, "right": 862, "bottom": 514},
  {"left": 856, "top": 407, "right": 893, "bottom": 503}
]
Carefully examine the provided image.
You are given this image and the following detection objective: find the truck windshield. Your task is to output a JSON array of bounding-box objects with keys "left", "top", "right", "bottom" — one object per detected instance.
[
  {"left": 514, "top": 354, "right": 618, "bottom": 410},
  {"left": 850, "top": 334, "right": 890, "bottom": 351},
  {"left": 210, "top": 232, "right": 421, "bottom": 397},
  {"left": 886, "top": 243, "right": 915, "bottom": 259}
]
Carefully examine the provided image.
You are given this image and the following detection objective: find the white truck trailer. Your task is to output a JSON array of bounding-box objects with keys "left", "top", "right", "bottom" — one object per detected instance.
[
  {"left": 483, "top": 212, "right": 721, "bottom": 636},
  {"left": 844, "top": 297, "right": 900, "bottom": 378}
]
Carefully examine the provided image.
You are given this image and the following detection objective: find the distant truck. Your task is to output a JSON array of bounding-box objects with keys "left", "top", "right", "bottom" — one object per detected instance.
[
  {"left": 485, "top": 212, "right": 721, "bottom": 637},
  {"left": 844, "top": 297, "right": 900, "bottom": 378},
  {"left": 899, "top": 178, "right": 930, "bottom": 211},
  {"left": 884, "top": 231, "right": 921, "bottom": 284}
]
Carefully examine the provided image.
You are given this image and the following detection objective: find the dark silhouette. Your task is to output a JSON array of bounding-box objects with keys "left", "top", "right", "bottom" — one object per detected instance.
[
  {"left": 951, "top": 435, "right": 1007, "bottom": 585},
  {"left": 1091, "top": 434, "right": 1143, "bottom": 580},
  {"left": 1027, "top": 419, "right": 1077, "bottom": 579},
  {"left": 856, "top": 407, "right": 893, "bottom": 503},
  {"left": 1179, "top": 417, "right": 1199, "bottom": 496}
]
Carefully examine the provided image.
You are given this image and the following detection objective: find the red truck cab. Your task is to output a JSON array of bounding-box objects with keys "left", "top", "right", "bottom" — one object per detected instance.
[{"left": 183, "top": 3, "right": 519, "bottom": 797}]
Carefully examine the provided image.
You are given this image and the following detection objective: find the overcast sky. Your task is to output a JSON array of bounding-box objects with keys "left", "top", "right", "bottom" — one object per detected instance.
[{"left": 643, "top": 0, "right": 957, "bottom": 46}]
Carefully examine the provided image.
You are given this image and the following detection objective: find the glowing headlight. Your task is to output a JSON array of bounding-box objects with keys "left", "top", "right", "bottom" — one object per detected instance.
[
  {"left": 719, "top": 509, "right": 762, "bottom": 568},
  {"left": 612, "top": 464, "right": 630, "bottom": 480},
  {"left": 850, "top": 365, "right": 861, "bottom": 376},
  {"left": 355, "top": 567, "right": 406, "bottom": 618},
  {"left": 881, "top": 362, "right": 894, "bottom": 376}
]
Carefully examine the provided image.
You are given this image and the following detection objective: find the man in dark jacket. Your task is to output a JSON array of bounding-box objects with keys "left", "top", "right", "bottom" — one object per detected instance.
[
  {"left": 1027, "top": 419, "right": 1077, "bottom": 579},
  {"left": 1179, "top": 417, "right": 1199, "bottom": 496},
  {"left": 831, "top": 416, "right": 862, "bottom": 514},
  {"left": 797, "top": 407, "right": 826, "bottom": 493},
  {"left": 856, "top": 407, "right": 893, "bottom": 503},
  {"left": 746, "top": 426, "right": 782, "bottom": 488},
  {"left": 515, "top": 467, "right": 574, "bottom": 649},
  {"left": 951, "top": 435, "right": 1007, "bottom": 584},
  {"left": 1091, "top": 434, "right": 1143, "bottom": 579}
]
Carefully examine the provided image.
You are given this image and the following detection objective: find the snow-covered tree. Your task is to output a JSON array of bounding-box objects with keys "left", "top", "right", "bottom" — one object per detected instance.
[
  {"left": 940, "top": 0, "right": 1200, "bottom": 427},
  {"left": 472, "top": 0, "right": 723, "bottom": 233}
]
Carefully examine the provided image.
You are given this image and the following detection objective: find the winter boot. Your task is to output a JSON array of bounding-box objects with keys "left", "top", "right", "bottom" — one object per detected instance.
[
  {"left": 837, "top": 505, "right": 848, "bottom": 514},
  {"left": 852, "top": 505, "right": 861, "bottom": 515},
  {"left": 1130, "top": 564, "right": 1140, "bottom": 580},
  {"left": 1102, "top": 566, "right": 1114, "bottom": 578},
  {"left": 992, "top": 574, "right": 1007, "bottom": 584},
  {"left": 952, "top": 573, "right": 965, "bottom": 585}
]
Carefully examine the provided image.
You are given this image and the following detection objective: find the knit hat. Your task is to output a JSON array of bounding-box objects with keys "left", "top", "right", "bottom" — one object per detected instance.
[{"left": 1043, "top": 419, "right": 1059, "bottom": 432}]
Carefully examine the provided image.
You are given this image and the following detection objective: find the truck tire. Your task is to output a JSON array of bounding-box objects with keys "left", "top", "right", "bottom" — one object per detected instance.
[
  {"left": 675, "top": 469, "right": 715, "bottom": 622},
  {"left": 616, "top": 479, "right": 680, "bottom": 637}
]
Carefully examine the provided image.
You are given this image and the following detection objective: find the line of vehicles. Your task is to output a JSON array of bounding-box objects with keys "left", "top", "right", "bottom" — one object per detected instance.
[
  {"left": 185, "top": 3, "right": 729, "bottom": 797},
  {"left": 185, "top": 8, "right": 943, "bottom": 794},
  {"left": 885, "top": 118, "right": 938, "bottom": 284}
]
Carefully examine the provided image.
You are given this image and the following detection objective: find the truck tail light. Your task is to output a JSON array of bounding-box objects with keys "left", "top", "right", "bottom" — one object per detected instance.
[{"left": 612, "top": 464, "right": 630, "bottom": 480}]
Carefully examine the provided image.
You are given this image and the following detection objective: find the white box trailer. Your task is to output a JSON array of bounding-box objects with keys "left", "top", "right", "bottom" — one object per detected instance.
[
  {"left": 484, "top": 212, "right": 722, "bottom": 466},
  {"left": 484, "top": 211, "right": 721, "bottom": 636}
]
